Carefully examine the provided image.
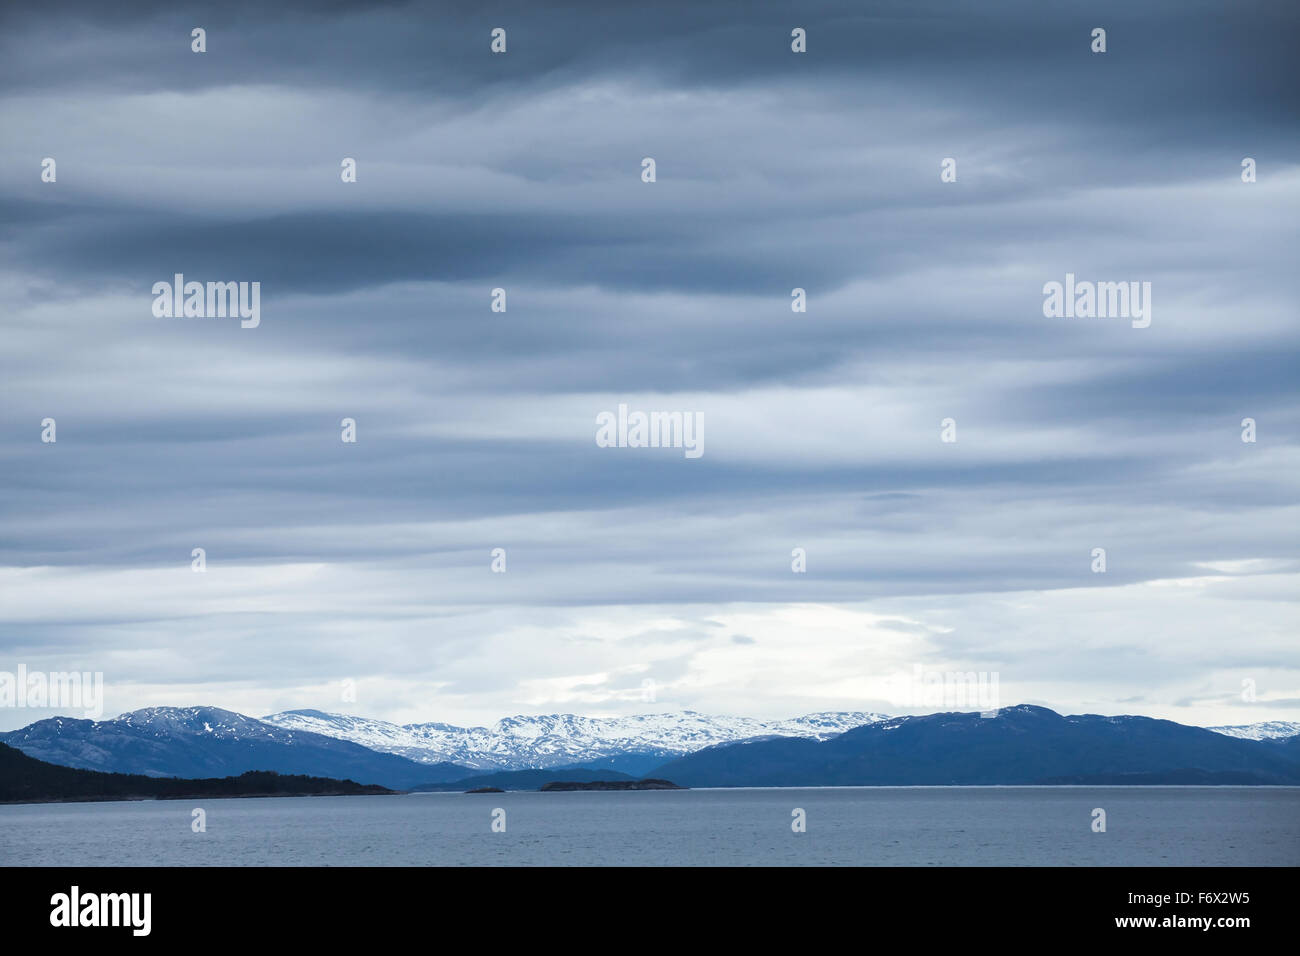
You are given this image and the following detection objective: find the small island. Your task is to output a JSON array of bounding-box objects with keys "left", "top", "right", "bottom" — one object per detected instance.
[
  {"left": 464, "top": 786, "right": 505, "bottom": 793},
  {"left": 539, "top": 778, "right": 685, "bottom": 791}
]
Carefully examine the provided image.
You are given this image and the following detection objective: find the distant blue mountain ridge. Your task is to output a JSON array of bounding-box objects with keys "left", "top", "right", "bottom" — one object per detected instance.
[{"left": 652, "top": 706, "right": 1300, "bottom": 787}]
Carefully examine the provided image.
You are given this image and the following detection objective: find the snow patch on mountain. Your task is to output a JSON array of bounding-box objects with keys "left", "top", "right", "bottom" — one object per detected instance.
[{"left": 1206, "top": 720, "right": 1300, "bottom": 741}]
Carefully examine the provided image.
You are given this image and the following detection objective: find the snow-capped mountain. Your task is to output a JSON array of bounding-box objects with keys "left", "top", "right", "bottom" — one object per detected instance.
[
  {"left": 9, "top": 705, "right": 1295, "bottom": 789},
  {"left": 115, "top": 706, "right": 281, "bottom": 740},
  {"left": 1206, "top": 720, "right": 1300, "bottom": 741},
  {"left": 260, "top": 709, "right": 890, "bottom": 772}
]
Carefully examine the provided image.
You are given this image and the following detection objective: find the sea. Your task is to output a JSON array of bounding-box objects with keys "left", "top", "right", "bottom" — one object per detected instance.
[{"left": 2, "top": 786, "right": 1296, "bottom": 866}]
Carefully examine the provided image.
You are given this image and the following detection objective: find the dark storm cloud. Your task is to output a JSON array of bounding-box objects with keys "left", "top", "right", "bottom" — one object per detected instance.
[{"left": 3, "top": 1, "right": 1296, "bottom": 121}]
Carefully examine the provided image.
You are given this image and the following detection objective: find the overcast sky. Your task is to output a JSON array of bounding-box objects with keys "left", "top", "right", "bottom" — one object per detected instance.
[{"left": 1, "top": 0, "right": 1297, "bottom": 731}]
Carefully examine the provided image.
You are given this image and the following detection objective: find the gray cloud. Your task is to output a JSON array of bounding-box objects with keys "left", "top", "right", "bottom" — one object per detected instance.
[{"left": 0, "top": 0, "right": 1296, "bottom": 730}]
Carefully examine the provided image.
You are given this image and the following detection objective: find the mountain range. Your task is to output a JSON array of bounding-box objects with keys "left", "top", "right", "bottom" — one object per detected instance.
[
  {"left": 259, "top": 708, "right": 889, "bottom": 774},
  {"left": 653, "top": 705, "right": 1300, "bottom": 787},
  {"left": 0, "top": 707, "right": 468, "bottom": 790},
  {"left": 2, "top": 705, "right": 1297, "bottom": 791}
]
